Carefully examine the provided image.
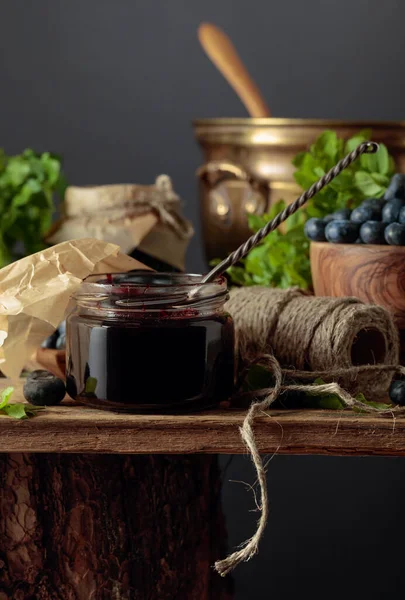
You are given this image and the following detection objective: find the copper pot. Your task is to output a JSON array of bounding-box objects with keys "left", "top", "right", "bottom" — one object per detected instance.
[{"left": 193, "top": 118, "right": 405, "bottom": 263}]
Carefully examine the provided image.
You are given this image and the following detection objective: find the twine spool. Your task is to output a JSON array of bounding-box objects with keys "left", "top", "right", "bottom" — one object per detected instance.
[
  {"left": 225, "top": 287, "right": 399, "bottom": 400},
  {"left": 215, "top": 287, "right": 404, "bottom": 577}
]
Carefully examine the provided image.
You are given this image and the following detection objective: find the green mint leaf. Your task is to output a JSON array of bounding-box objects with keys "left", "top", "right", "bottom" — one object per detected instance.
[
  {"left": 242, "top": 364, "right": 275, "bottom": 392},
  {"left": 353, "top": 393, "right": 391, "bottom": 412},
  {"left": 24, "top": 404, "right": 46, "bottom": 416},
  {"left": 40, "top": 153, "right": 61, "bottom": 186},
  {"left": 85, "top": 377, "right": 98, "bottom": 394},
  {"left": 0, "top": 386, "right": 14, "bottom": 410},
  {"left": 344, "top": 129, "right": 372, "bottom": 153},
  {"left": 4, "top": 404, "right": 28, "bottom": 419},
  {"left": 370, "top": 172, "right": 389, "bottom": 186},
  {"left": 291, "top": 150, "right": 306, "bottom": 168},
  {"left": 354, "top": 171, "right": 385, "bottom": 197},
  {"left": 360, "top": 143, "right": 390, "bottom": 175},
  {"left": 0, "top": 148, "right": 67, "bottom": 269},
  {"left": 303, "top": 379, "right": 345, "bottom": 409},
  {"left": 245, "top": 244, "right": 271, "bottom": 276},
  {"left": 267, "top": 199, "right": 286, "bottom": 220},
  {"left": 310, "top": 130, "right": 339, "bottom": 164},
  {"left": 247, "top": 213, "right": 267, "bottom": 233}
]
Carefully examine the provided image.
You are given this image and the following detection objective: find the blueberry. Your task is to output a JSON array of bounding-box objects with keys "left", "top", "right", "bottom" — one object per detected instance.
[
  {"left": 56, "top": 334, "right": 66, "bottom": 350},
  {"left": 323, "top": 214, "right": 335, "bottom": 223},
  {"left": 66, "top": 374, "right": 78, "bottom": 399},
  {"left": 382, "top": 199, "right": 405, "bottom": 223},
  {"left": 385, "top": 174, "right": 405, "bottom": 200},
  {"left": 58, "top": 320, "right": 66, "bottom": 335},
  {"left": 330, "top": 208, "right": 352, "bottom": 220},
  {"left": 41, "top": 330, "right": 59, "bottom": 349},
  {"left": 399, "top": 206, "right": 405, "bottom": 224},
  {"left": 304, "top": 218, "right": 327, "bottom": 242},
  {"left": 350, "top": 205, "right": 381, "bottom": 223},
  {"left": 389, "top": 380, "right": 405, "bottom": 405},
  {"left": 325, "top": 220, "right": 360, "bottom": 244},
  {"left": 23, "top": 370, "right": 66, "bottom": 406},
  {"left": 359, "top": 221, "right": 387, "bottom": 245},
  {"left": 384, "top": 222, "right": 405, "bottom": 245},
  {"left": 361, "top": 197, "right": 386, "bottom": 210}
]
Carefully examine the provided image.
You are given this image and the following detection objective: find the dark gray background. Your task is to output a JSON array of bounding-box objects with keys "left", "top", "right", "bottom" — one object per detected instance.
[{"left": 2, "top": 0, "right": 405, "bottom": 598}]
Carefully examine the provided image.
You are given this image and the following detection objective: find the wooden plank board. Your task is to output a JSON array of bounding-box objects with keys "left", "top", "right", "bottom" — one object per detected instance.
[{"left": 0, "top": 380, "right": 404, "bottom": 456}]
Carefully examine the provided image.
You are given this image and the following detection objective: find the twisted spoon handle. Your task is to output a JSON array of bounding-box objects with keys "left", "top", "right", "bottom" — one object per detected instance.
[{"left": 202, "top": 141, "right": 379, "bottom": 284}]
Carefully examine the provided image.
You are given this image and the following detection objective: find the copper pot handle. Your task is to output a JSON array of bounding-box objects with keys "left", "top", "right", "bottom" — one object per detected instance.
[{"left": 196, "top": 161, "right": 251, "bottom": 184}]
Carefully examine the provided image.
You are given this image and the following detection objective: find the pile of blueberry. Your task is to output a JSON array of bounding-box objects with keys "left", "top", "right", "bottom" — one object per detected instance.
[
  {"left": 41, "top": 320, "right": 66, "bottom": 350},
  {"left": 304, "top": 174, "right": 405, "bottom": 245}
]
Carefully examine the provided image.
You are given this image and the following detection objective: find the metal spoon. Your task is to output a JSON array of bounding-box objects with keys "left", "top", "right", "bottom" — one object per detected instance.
[{"left": 184, "top": 140, "right": 379, "bottom": 303}]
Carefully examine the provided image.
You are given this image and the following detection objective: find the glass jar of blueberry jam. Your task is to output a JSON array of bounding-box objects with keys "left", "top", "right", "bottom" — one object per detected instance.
[{"left": 66, "top": 271, "right": 235, "bottom": 412}]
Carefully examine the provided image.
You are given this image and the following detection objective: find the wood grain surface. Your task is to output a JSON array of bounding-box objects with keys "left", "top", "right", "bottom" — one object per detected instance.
[
  {"left": 311, "top": 242, "right": 405, "bottom": 328},
  {"left": 0, "top": 453, "right": 232, "bottom": 600},
  {"left": 0, "top": 380, "right": 404, "bottom": 456}
]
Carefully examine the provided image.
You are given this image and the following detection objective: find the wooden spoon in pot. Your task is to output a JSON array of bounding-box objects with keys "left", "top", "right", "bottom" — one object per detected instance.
[{"left": 198, "top": 22, "right": 271, "bottom": 118}]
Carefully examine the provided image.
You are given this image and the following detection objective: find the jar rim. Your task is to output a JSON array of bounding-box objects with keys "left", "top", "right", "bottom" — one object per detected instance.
[
  {"left": 81, "top": 271, "right": 227, "bottom": 289},
  {"left": 73, "top": 271, "right": 229, "bottom": 313}
]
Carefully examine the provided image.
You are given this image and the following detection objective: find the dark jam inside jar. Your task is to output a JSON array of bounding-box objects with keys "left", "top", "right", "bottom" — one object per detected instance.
[{"left": 66, "top": 272, "right": 235, "bottom": 412}]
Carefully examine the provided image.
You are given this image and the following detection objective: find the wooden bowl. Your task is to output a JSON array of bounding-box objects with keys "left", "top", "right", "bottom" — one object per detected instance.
[{"left": 310, "top": 241, "right": 405, "bottom": 330}]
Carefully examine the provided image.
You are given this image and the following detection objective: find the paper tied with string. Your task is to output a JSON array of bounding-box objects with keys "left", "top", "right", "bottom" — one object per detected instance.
[
  {"left": 0, "top": 238, "right": 150, "bottom": 380},
  {"left": 45, "top": 175, "right": 194, "bottom": 271}
]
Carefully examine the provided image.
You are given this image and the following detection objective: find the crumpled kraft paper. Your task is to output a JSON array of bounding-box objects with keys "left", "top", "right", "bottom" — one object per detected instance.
[{"left": 0, "top": 238, "right": 149, "bottom": 379}]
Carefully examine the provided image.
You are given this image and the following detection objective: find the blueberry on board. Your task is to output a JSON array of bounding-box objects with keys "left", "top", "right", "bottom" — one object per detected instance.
[
  {"left": 382, "top": 198, "right": 405, "bottom": 223},
  {"left": 398, "top": 206, "right": 405, "bottom": 224},
  {"left": 304, "top": 218, "right": 327, "bottom": 241},
  {"left": 385, "top": 174, "right": 405, "bottom": 200},
  {"left": 325, "top": 220, "right": 360, "bottom": 244},
  {"left": 330, "top": 208, "right": 352, "bottom": 220},
  {"left": 23, "top": 370, "right": 66, "bottom": 406},
  {"left": 350, "top": 205, "right": 382, "bottom": 223},
  {"left": 389, "top": 380, "right": 405, "bottom": 405},
  {"left": 384, "top": 222, "right": 405, "bottom": 245},
  {"left": 359, "top": 221, "right": 387, "bottom": 245}
]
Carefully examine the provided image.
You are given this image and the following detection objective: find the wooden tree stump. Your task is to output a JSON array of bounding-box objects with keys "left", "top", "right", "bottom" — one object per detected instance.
[{"left": 0, "top": 453, "right": 233, "bottom": 600}]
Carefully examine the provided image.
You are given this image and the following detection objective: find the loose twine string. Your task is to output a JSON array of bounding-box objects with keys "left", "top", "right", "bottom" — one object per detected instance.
[{"left": 214, "top": 287, "right": 405, "bottom": 576}]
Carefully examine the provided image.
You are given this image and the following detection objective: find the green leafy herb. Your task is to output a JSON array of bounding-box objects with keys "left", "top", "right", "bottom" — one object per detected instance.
[
  {"left": 239, "top": 370, "right": 392, "bottom": 412},
  {"left": 351, "top": 392, "right": 392, "bottom": 413},
  {"left": 292, "top": 129, "right": 394, "bottom": 216},
  {"left": 242, "top": 364, "right": 275, "bottom": 392},
  {"left": 302, "top": 378, "right": 346, "bottom": 409},
  {"left": 217, "top": 199, "right": 311, "bottom": 290},
  {"left": 212, "top": 129, "right": 395, "bottom": 290},
  {"left": 0, "top": 386, "right": 45, "bottom": 419},
  {"left": 85, "top": 376, "right": 98, "bottom": 394},
  {"left": 0, "top": 148, "right": 67, "bottom": 268}
]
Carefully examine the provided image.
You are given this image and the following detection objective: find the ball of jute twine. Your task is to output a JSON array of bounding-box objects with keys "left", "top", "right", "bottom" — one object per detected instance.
[
  {"left": 226, "top": 286, "right": 400, "bottom": 400},
  {"left": 214, "top": 287, "right": 405, "bottom": 577}
]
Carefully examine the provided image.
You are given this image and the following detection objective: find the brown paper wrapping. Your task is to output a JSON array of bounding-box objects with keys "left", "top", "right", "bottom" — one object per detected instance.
[
  {"left": 45, "top": 175, "right": 194, "bottom": 271},
  {"left": 0, "top": 238, "right": 149, "bottom": 380}
]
